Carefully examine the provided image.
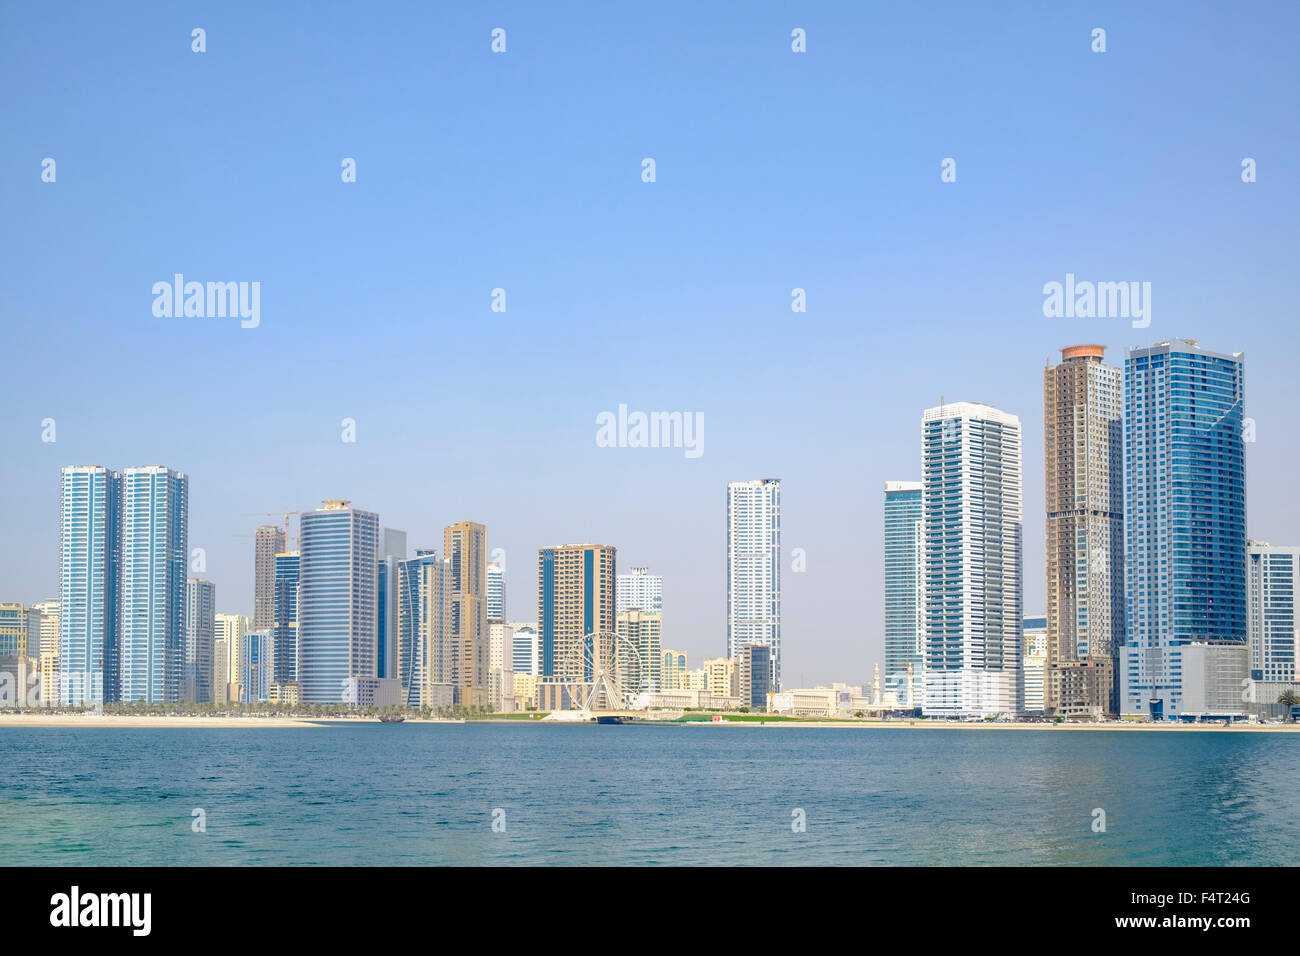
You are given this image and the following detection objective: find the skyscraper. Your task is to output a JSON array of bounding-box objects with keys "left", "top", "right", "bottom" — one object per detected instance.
[
  {"left": 1043, "top": 345, "right": 1124, "bottom": 716},
  {"left": 617, "top": 567, "right": 663, "bottom": 616},
  {"left": 377, "top": 528, "right": 407, "bottom": 681},
  {"left": 921, "top": 403, "right": 1023, "bottom": 717},
  {"left": 215, "top": 612, "right": 248, "bottom": 703},
  {"left": 1247, "top": 542, "right": 1299, "bottom": 683},
  {"left": 242, "top": 628, "right": 272, "bottom": 703},
  {"left": 1122, "top": 340, "right": 1247, "bottom": 718},
  {"left": 396, "top": 550, "right": 454, "bottom": 708},
  {"left": 726, "top": 479, "right": 781, "bottom": 690},
  {"left": 486, "top": 560, "right": 505, "bottom": 622},
  {"left": 254, "top": 524, "right": 286, "bottom": 631},
  {"left": 273, "top": 551, "right": 299, "bottom": 684},
  {"left": 59, "top": 465, "right": 119, "bottom": 706},
  {"left": 184, "top": 578, "right": 216, "bottom": 703},
  {"left": 297, "top": 500, "right": 379, "bottom": 704},
  {"left": 538, "top": 544, "right": 617, "bottom": 688},
  {"left": 117, "top": 466, "right": 188, "bottom": 704},
  {"left": 616, "top": 608, "right": 662, "bottom": 694},
  {"left": 883, "top": 481, "right": 923, "bottom": 702},
  {"left": 445, "top": 522, "right": 488, "bottom": 708}
]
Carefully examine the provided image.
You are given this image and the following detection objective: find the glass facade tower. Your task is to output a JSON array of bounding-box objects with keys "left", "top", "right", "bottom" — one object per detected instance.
[
  {"left": 297, "top": 500, "right": 379, "bottom": 704},
  {"left": 883, "top": 481, "right": 923, "bottom": 703},
  {"left": 1122, "top": 339, "right": 1247, "bottom": 718},
  {"left": 117, "top": 466, "right": 188, "bottom": 704}
]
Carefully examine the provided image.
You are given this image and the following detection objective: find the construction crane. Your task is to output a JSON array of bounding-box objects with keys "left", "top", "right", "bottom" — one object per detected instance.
[{"left": 244, "top": 511, "right": 301, "bottom": 551}]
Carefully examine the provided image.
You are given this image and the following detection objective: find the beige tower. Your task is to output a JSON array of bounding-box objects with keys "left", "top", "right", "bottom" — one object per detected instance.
[
  {"left": 253, "top": 525, "right": 286, "bottom": 630},
  {"left": 444, "top": 522, "right": 488, "bottom": 708},
  {"left": 536, "top": 544, "right": 617, "bottom": 709},
  {"left": 1044, "top": 345, "right": 1124, "bottom": 716}
]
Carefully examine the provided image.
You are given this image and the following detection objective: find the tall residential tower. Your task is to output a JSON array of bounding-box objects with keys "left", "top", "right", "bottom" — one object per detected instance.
[
  {"left": 297, "top": 500, "right": 379, "bottom": 703},
  {"left": 1043, "top": 345, "right": 1124, "bottom": 716},
  {"left": 59, "top": 466, "right": 120, "bottom": 705},
  {"left": 1122, "top": 340, "right": 1247, "bottom": 718},
  {"left": 726, "top": 479, "right": 781, "bottom": 690},
  {"left": 883, "top": 481, "right": 923, "bottom": 704},
  {"left": 253, "top": 524, "right": 286, "bottom": 630},
  {"left": 117, "top": 466, "right": 188, "bottom": 704},
  {"left": 921, "top": 404, "right": 1023, "bottom": 717},
  {"left": 537, "top": 543, "right": 616, "bottom": 707}
]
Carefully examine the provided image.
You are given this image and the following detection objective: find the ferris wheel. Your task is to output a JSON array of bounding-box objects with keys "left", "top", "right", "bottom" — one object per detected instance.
[{"left": 556, "top": 631, "right": 645, "bottom": 711}]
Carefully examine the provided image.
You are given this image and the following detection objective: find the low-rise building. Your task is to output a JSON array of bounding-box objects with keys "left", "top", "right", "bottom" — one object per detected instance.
[{"left": 513, "top": 672, "right": 538, "bottom": 710}]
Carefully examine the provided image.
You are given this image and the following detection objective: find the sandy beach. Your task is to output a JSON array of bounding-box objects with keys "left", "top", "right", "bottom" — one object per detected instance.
[
  {"left": 0, "top": 713, "right": 1294, "bottom": 732},
  {"left": 679, "top": 719, "right": 1300, "bottom": 732},
  {"left": 0, "top": 714, "right": 329, "bottom": 728}
]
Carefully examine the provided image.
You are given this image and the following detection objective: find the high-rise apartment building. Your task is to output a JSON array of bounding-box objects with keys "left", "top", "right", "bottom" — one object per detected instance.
[
  {"left": 59, "top": 465, "right": 120, "bottom": 706},
  {"left": 297, "top": 500, "right": 379, "bottom": 704},
  {"left": 727, "top": 479, "right": 781, "bottom": 690},
  {"left": 538, "top": 544, "right": 617, "bottom": 684},
  {"left": 445, "top": 522, "right": 488, "bottom": 707},
  {"left": 377, "top": 529, "right": 406, "bottom": 681},
  {"left": 184, "top": 578, "right": 216, "bottom": 703},
  {"left": 616, "top": 608, "right": 662, "bottom": 694},
  {"left": 921, "top": 403, "right": 1023, "bottom": 717},
  {"left": 253, "top": 524, "right": 286, "bottom": 630},
  {"left": 617, "top": 567, "right": 663, "bottom": 616},
  {"left": 1122, "top": 340, "right": 1247, "bottom": 718},
  {"left": 883, "top": 481, "right": 923, "bottom": 700},
  {"left": 1247, "top": 542, "right": 1298, "bottom": 684},
  {"left": 396, "top": 550, "right": 454, "bottom": 708},
  {"left": 1044, "top": 345, "right": 1124, "bottom": 716},
  {"left": 215, "top": 613, "right": 248, "bottom": 703},
  {"left": 242, "top": 629, "right": 272, "bottom": 703},
  {"left": 487, "top": 560, "right": 505, "bottom": 622},
  {"left": 272, "top": 552, "right": 299, "bottom": 684},
  {"left": 117, "top": 466, "right": 188, "bottom": 704}
]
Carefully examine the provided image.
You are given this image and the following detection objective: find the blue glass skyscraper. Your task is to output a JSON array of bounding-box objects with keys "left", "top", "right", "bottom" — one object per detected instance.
[
  {"left": 59, "top": 466, "right": 120, "bottom": 706},
  {"left": 376, "top": 528, "right": 407, "bottom": 682},
  {"left": 273, "top": 551, "right": 299, "bottom": 684},
  {"left": 1122, "top": 339, "right": 1247, "bottom": 718},
  {"left": 883, "top": 481, "right": 923, "bottom": 703},
  {"left": 117, "top": 466, "right": 189, "bottom": 703},
  {"left": 297, "top": 500, "right": 379, "bottom": 704}
]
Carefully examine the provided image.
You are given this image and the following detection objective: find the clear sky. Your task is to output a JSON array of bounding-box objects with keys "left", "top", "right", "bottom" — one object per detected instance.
[{"left": 2, "top": 1, "right": 1298, "bottom": 686}]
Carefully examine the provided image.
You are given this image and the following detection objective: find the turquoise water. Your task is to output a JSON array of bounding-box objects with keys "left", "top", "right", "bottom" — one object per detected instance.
[{"left": 1, "top": 724, "right": 1296, "bottom": 865}]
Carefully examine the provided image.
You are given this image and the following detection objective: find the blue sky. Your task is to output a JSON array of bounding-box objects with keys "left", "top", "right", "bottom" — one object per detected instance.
[{"left": 2, "top": 1, "right": 1298, "bottom": 685}]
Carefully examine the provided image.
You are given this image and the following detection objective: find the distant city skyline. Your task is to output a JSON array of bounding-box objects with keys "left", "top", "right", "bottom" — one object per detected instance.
[{"left": 3, "top": 5, "right": 1298, "bottom": 687}]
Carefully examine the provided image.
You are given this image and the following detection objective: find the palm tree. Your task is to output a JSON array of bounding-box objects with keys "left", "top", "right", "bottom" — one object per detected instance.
[{"left": 1278, "top": 688, "right": 1300, "bottom": 721}]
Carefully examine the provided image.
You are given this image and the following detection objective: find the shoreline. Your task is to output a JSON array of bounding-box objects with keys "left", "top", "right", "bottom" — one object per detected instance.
[
  {"left": 1, "top": 713, "right": 1295, "bottom": 732},
  {"left": 0, "top": 715, "right": 466, "bottom": 729}
]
